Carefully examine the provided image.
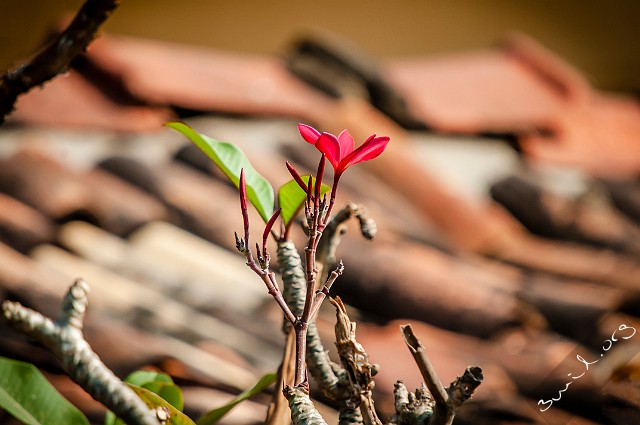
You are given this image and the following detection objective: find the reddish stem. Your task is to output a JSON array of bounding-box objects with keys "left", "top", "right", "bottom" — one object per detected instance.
[{"left": 286, "top": 161, "right": 309, "bottom": 193}]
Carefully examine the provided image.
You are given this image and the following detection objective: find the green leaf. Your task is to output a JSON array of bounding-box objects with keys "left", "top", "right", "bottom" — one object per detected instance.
[
  {"left": 197, "top": 372, "right": 277, "bottom": 425},
  {"left": 167, "top": 122, "right": 275, "bottom": 222},
  {"left": 0, "top": 356, "right": 89, "bottom": 425},
  {"left": 105, "top": 370, "right": 183, "bottom": 425},
  {"left": 278, "top": 176, "right": 331, "bottom": 226},
  {"left": 128, "top": 385, "right": 195, "bottom": 425},
  {"left": 142, "top": 382, "right": 183, "bottom": 412},
  {"left": 124, "top": 370, "right": 174, "bottom": 386}
]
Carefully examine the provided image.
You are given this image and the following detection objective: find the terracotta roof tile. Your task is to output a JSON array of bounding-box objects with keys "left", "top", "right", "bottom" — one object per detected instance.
[
  {"left": 9, "top": 69, "right": 174, "bottom": 132},
  {"left": 84, "top": 34, "right": 334, "bottom": 118}
]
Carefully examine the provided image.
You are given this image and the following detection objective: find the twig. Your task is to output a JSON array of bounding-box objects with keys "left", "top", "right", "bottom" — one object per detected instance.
[
  {"left": 308, "top": 261, "right": 344, "bottom": 321},
  {"left": 235, "top": 171, "right": 296, "bottom": 325},
  {"left": 316, "top": 203, "right": 376, "bottom": 284},
  {"left": 400, "top": 325, "right": 483, "bottom": 425},
  {"left": 2, "top": 279, "right": 159, "bottom": 425},
  {"left": 278, "top": 240, "right": 307, "bottom": 333},
  {"left": 400, "top": 325, "right": 448, "bottom": 407},
  {"left": 0, "top": 0, "right": 121, "bottom": 124}
]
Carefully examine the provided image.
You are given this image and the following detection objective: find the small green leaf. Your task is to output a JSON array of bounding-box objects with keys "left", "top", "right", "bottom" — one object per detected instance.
[
  {"left": 142, "top": 382, "right": 183, "bottom": 412},
  {"left": 105, "top": 370, "right": 183, "bottom": 425},
  {"left": 0, "top": 356, "right": 89, "bottom": 425},
  {"left": 129, "top": 385, "right": 195, "bottom": 425},
  {"left": 167, "top": 122, "right": 275, "bottom": 222},
  {"left": 124, "top": 370, "right": 174, "bottom": 386},
  {"left": 278, "top": 176, "right": 331, "bottom": 226},
  {"left": 197, "top": 372, "right": 277, "bottom": 425}
]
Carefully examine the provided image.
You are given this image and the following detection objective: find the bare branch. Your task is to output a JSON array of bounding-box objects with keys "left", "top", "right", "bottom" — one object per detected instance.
[
  {"left": 400, "top": 325, "right": 448, "bottom": 407},
  {"left": 2, "top": 279, "right": 159, "bottom": 425},
  {"left": 400, "top": 324, "right": 483, "bottom": 425},
  {"left": 0, "top": 0, "right": 121, "bottom": 124}
]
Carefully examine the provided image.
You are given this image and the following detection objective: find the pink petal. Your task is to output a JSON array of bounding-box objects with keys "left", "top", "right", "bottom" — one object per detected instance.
[
  {"left": 337, "top": 130, "right": 355, "bottom": 159},
  {"left": 298, "top": 123, "right": 321, "bottom": 144},
  {"left": 338, "top": 136, "right": 390, "bottom": 174},
  {"left": 315, "top": 132, "right": 341, "bottom": 170}
]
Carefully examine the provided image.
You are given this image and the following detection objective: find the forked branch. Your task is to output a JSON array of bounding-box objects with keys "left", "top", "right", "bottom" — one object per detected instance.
[
  {"left": 2, "top": 279, "right": 160, "bottom": 425},
  {"left": 400, "top": 325, "right": 483, "bottom": 425}
]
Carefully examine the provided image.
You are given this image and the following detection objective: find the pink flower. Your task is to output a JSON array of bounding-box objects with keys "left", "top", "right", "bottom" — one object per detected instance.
[{"left": 298, "top": 123, "right": 390, "bottom": 179}]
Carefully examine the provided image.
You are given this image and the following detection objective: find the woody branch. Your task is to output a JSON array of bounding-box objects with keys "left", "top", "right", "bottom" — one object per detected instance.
[{"left": 0, "top": 0, "right": 121, "bottom": 124}]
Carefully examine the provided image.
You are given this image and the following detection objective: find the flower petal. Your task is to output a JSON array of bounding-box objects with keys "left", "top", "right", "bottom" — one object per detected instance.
[
  {"left": 315, "top": 132, "right": 341, "bottom": 170},
  {"left": 298, "top": 123, "right": 321, "bottom": 144},
  {"left": 338, "top": 135, "right": 390, "bottom": 174},
  {"left": 337, "top": 130, "right": 355, "bottom": 159}
]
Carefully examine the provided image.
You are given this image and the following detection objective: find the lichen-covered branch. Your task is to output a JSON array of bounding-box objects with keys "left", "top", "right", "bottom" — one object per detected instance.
[
  {"left": 284, "top": 386, "right": 329, "bottom": 425},
  {"left": 277, "top": 240, "right": 344, "bottom": 397},
  {"left": 0, "top": 0, "right": 121, "bottom": 124},
  {"left": 332, "top": 297, "right": 382, "bottom": 425},
  {"left": 278, "top": 240, "right": 308, "bottom": 333},
  {"left": 393, "top": 382, "right": 435, "bottom": 425},
  {"left": 400, "top": 325, "right": 483, "bottom": 425},
  {"left": 316, "top": 203, "right": 376, "bottom": 284},
  {"left": 2, "top": 279, "right": 159, "bottom": 425}
]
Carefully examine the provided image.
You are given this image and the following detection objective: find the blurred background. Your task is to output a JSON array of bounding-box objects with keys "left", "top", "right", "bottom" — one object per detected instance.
[
  {"left": 2, "top": 0, "right": 640, "bottom": 91},
  {"left": 1, "top": 1, "right": 640, "bottom": 425}
]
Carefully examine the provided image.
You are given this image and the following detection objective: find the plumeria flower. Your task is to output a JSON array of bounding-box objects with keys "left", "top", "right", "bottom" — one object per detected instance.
[{"left": 297, "top": 123, "right": 390, "bottom": 181}]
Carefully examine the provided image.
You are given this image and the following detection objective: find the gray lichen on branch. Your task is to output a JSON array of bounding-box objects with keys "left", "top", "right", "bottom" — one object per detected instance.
[
  {"left": 285, "top": 385, "right": 329, "bottom": 425},
  {"left": 2, "top": 278, "right": 160, "bottom": 425}
]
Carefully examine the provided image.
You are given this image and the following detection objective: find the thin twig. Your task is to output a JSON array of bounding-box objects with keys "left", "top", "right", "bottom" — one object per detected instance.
[
  {"left": 0, "top": 0, "right": 121, "bottom": 124},
  {"left": 236, "top": 171, "right": 296, "bottom": 324},
  {"left": 308, "top": 261, "right": 344, "bottom": 321},
  {"left": 400, "top": 325, "right": 448, "bottom": 407},
  {"left": 2, "top": 279, "right": 159, "bottom": 425}
]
